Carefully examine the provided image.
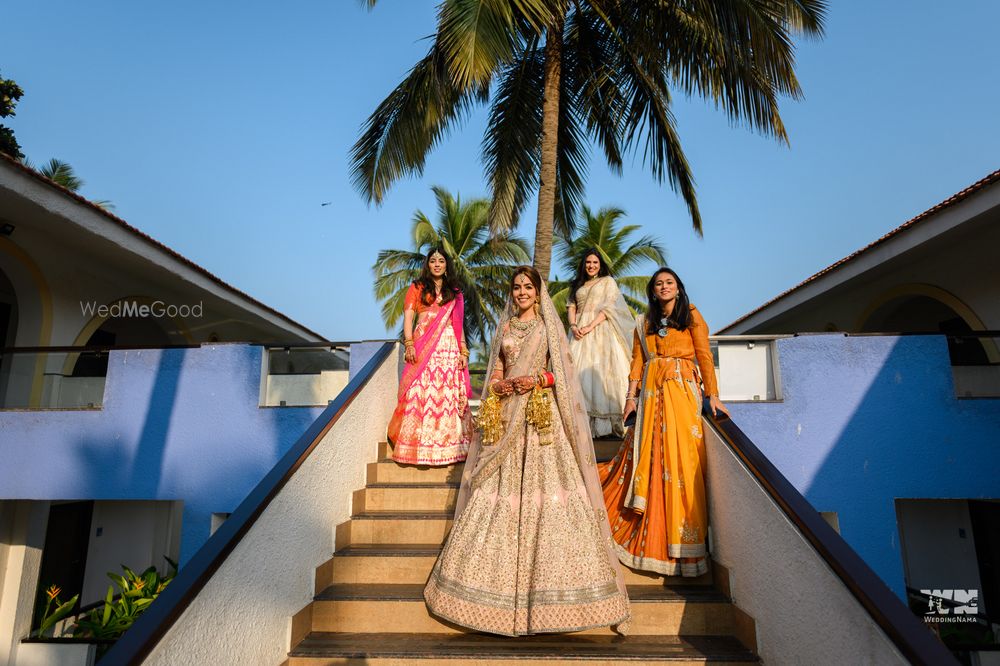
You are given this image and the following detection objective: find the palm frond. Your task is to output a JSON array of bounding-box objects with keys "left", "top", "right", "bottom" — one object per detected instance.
[
  {"left": 483, "top": 44, "right": 544, "bottom": 233},
  {"left": 350, "top": 44, "right": 488, "bottom": 204}
]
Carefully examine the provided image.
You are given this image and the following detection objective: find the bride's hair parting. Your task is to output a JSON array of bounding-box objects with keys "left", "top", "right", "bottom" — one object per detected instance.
[{"left": 509, "top": 265, "right": 542, "bottom": 294}]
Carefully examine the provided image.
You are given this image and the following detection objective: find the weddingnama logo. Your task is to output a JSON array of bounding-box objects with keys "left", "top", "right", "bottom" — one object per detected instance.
[
  {"left": 80, "top": 300, "right": 204, "bottom": 318},
  {"left": 920, "top": 589, "right": 979, "bottom": 623}
]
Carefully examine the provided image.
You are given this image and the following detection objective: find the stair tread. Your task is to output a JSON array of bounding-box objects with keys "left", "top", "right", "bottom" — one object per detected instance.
[
  {"left": 351, "top": 510, "right": 453, "bottom": 520},
  {"left": 365, "top": 482, "right": 461, "bottom": 489},
  {"left": 334, "top": 544, "right": 443, "bottom": 557},
  {"left": 290, "top": 632, "right": 757, "bottom": 661},
  {"left": 315, "top": 583, "right": 728, "bottom": 603}
]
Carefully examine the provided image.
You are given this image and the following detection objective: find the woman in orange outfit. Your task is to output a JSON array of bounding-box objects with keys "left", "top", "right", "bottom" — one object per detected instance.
[{"left": 599, "top": 267, "right": 728, "bottom": 576}]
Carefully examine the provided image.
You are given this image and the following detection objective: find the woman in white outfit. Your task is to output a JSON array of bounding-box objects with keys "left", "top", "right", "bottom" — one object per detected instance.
[{"left": 566, "top": 249, "right": 635, "bottom": 438}]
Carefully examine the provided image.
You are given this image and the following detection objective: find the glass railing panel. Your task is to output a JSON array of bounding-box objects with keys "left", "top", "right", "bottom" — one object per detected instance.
[
  {"left": 949, "top": 334, "right": 1000, "bottom": 398},
  {"left": 0, "top": 349, "right": 108, "bottom": 409},
  {"left": 262, "top": 345, "right": 351, "bottom": 407},
  {"left": 710, "top": 336, "right": 784, "bottom": 401}
]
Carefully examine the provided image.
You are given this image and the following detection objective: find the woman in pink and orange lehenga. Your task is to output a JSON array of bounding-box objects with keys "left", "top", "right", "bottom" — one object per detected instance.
[{"left": 387, "top": 247, "right": 472, "bottom": 466}]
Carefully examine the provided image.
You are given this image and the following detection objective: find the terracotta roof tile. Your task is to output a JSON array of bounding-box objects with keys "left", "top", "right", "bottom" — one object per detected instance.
[{"left": 718, "top": 167, "right": 1000, "bottom": 333}]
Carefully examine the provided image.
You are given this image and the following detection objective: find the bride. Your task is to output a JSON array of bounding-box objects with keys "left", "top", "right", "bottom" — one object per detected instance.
[
  {"left": 424, "top": 266, "right": 630, "bottom": 636},
  {"left": 566, "top": 249, "right": 634, "bottom": 438}
]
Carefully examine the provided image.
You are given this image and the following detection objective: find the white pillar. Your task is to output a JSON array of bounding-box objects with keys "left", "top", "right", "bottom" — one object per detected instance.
[{"left": 0, "top": 501, "right": 50, "bottom": 665}]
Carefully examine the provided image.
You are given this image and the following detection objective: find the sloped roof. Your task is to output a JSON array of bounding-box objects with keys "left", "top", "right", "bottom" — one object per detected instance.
[
  {"left": 719, "top": 167, "right": 1000, "bottom": 333},
  {"left": 0, "top": 152, "right": 326, "bottom": 341}
]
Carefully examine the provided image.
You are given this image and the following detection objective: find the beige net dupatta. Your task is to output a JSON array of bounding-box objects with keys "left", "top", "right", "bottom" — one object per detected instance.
[
  {"left": 454, "top": 285, "right": 630, "bottom": 610},
  {"left": 583, "top": 276, "right": 635, "bottom": 358}
]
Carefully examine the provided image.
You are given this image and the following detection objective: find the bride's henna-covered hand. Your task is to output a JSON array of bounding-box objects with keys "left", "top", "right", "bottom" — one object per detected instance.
[
  {"left": 491, "top": 379, "right": 514, "bottom": 396},
  {"left": 512, "top": 375, "right": 536, "bottom": 394}
]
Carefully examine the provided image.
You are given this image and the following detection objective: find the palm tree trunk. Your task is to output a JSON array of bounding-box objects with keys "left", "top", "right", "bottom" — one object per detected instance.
[{"left": 532, "top": 17, "right": 563, "bottom": 280}]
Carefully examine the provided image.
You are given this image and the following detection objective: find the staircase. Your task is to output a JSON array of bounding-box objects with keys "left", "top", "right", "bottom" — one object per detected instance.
[{"left": 287, "top": 439, "right": 759, "bottom": 665}]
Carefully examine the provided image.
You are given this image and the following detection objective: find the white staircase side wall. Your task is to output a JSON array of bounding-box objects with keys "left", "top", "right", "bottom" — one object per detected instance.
[
  {"left": 704, "top": 422, "right": 910, "bottom": 666},
  {"left": 141, "top": 348, "right": 399, "bottom": 665}
]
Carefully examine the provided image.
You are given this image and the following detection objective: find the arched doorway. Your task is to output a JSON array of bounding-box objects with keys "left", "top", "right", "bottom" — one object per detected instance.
[
  {"left": 859, "top": 287, "right": 993, "bottom": 365},
  {"left": 67, "top": 298, "right": 182, "bottom": 379}
]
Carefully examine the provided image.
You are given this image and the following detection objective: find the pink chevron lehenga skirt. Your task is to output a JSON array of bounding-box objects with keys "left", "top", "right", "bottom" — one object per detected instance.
[{"left": 388, "top": 320, "right": 470, "bottom": 466}]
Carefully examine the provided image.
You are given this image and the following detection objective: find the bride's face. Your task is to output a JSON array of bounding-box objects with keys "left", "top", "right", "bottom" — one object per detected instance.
[
  {"left": 512, "top": 274, "right": 537, "bottom": 314},
  {"left": 584, "top": 254, "right": 601, "bottom": 277}
]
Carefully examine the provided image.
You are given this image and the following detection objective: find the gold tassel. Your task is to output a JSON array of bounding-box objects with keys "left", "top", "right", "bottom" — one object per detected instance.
[
  {"left": 525, "top": 386, "right": 553, "bottom": 445},
  {"left": 476, "top": 393, "right": 503, "bottom": 445}
]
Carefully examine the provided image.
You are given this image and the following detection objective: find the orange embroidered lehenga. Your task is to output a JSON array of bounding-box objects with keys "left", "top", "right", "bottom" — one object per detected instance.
[
  {"left": 598, "top": 306, "right": 718, "bottom": 577},
  {"left": 387, "top": 283, "right": 471, "bottom": 466}
]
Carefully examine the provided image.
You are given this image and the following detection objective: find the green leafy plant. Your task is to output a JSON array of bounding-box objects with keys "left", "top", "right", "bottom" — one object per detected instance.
[
  {"left": 34, "top": 584, "right": 80, "bottom": 637},
  {"left": 72, "top": 559, "right": 177, "bottom": 642}
]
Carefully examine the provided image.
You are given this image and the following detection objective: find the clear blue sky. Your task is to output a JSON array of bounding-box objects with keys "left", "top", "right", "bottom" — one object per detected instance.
[{"left": 4, "top": 1, "right": 999, "bottom": 339}]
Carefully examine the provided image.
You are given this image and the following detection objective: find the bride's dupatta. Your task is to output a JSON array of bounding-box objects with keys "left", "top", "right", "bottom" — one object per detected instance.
[
  {"left": 388, "top": 293, "right": 471, "bottom": 442},
  {"left": 455, "top": 286, "right": 630, "bottom": 610}
]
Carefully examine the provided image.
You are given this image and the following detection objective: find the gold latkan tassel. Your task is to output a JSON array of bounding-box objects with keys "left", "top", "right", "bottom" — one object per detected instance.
[
  {"left": 525, "top": 387, "right": 553, "bottom": 445},
  {"left": 476, "top": 393, "right": 503, "bottom": 445}
]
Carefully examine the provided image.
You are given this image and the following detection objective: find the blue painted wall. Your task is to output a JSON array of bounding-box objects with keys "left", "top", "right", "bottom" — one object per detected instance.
[
  {"left": 728, "top": 334, "right": 1000, "bottom": 598},
  {"left": 0, "top": 344, "right": 324, "bottom": 561}
]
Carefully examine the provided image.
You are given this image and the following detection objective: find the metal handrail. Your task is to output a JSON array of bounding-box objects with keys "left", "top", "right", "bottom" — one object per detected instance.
[{"left": 0, "top": 340, "right": 393, "bottom": 355}]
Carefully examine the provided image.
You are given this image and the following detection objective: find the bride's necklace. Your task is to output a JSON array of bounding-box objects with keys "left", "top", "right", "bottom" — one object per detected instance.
[{"left": 509, "top": 314, "right": 539, "bottom": 337}]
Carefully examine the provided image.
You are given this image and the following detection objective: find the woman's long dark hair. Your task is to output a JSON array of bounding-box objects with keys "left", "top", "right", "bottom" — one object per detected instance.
[
  {"left": 415, "top": 245, "right": 460, "bottom": 305},
  {"left": 569, "top": 248, "right": 611, "bottom": 304},
  {"left": 645, "top": 267, "right": 692, "bottom": 333}
]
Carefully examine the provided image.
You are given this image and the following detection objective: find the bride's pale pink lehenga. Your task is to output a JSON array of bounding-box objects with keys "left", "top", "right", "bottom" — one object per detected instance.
[
  {"left": 387, "top": 284, "right": 471, "bottom": 466},
  {"left": 424, "top": 288, "right": 630, "bottom": 636}
]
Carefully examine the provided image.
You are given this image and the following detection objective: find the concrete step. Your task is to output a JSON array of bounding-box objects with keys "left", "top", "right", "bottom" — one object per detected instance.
[
  {"left": 316, "top": 544, "right": 712, "bottom": 588},
  {"left": 309, "top": 584, "right": 734, "bottom": 636},
  {"left": 354, "top": 483, "right": 460, "bottom": 512},
  {"left": 343, "top": 511, "right": 453, "bottom": 546},
  {"left": 289, "top": 632, "right": 758, "bottom": 665},
  {"left": 378, "top": 439, "right": 622, "bottom": 465},
  {"left": 367, "top": 461, "right": 464, "bottom": 485}
]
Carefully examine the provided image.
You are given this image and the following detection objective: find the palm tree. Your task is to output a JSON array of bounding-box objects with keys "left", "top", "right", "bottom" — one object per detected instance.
[
  {"left": 549, "top": 205, "right": 666, "bottom": 316},
  {"left": 39, "top": 158, "right": 84, "bottom": 191},
  {"left": 373, "top": 186, "right": 531, "bottom": 344},
  {"left": 352, "top": 1, "right": 826, "bottom": 278},
  {"left": 32, "top": 158, "right": 115, "bottom": 210}
]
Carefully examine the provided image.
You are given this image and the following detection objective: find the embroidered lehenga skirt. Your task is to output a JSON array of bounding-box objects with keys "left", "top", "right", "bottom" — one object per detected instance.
[
  {"left": 424, "top": 409, "right": 630, "bottom": 635},
  {"left": 599, "top": 357, "right": 709, "bottom": 577},
  {"left": 389, "top": 317, "right": 470, "bottom": 466}
]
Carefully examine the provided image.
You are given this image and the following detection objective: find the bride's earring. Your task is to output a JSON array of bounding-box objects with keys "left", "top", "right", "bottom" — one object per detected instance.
[{"left": 533, "top": 301, "right": 540, "bottom": 316}]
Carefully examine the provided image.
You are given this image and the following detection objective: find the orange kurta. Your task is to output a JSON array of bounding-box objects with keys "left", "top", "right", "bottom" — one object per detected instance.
[{"left": 598, "top": 305, "right": 717, "bottom": 576}]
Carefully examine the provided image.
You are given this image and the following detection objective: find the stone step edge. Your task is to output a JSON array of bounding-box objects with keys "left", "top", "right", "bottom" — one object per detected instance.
[
  {"left": 313, "top": 584, "right": 728, "bottom": 603},
  {"left": 363, "top": 482, "right": 461, "bottom": 489},
  {"left": 289, "top": 632, "right": 757, "bottom": 662},
  {"left": 350, "top": 511, "right": 453, "bottom": 520}
]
